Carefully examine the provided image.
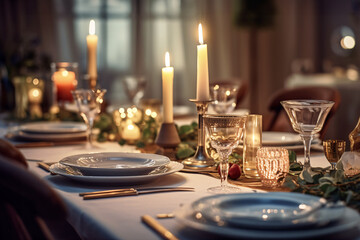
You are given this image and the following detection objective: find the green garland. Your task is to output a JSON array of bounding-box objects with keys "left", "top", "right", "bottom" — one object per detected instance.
[{"left": 284, "top": 159, "right": 360, "bottom": 211}]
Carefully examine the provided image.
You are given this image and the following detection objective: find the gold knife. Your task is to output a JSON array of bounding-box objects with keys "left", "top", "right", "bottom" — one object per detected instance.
[
  {"left": 142, "top": 215, "right": 179, "bottom": 240},
  {"left": 80, "top": 187, "right": 194, "bottom": 196},
  {"left": 83, "top": 188, "right": 194, "bottom": 200}
]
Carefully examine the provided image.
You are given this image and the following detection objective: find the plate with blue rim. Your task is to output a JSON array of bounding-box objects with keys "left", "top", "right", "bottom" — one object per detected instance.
[{"left": 175, "top": 193, "right": 360, "bottom": 239}]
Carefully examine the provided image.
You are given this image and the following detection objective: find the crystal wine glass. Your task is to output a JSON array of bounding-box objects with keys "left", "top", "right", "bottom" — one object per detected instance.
[
  {"left": 204, "top": 114, "right": 247, "bottom": 193},
  {"left": 72, "top": 89, "right": 106, "bottom": 148},
  {"left": 281, "top": 100, "right": 334, "bottom": 171},
  {"left": 122, "top": 76, "right": 146, "bottom": 105},
  {"left": 323, "top": 140, "right": 346, "bottom": 170}
]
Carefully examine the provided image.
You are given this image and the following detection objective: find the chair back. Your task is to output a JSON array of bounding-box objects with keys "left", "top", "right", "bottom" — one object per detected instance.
[
  {"left": 0, "top": 155, "right": 78, "bottom": 239},
  {"left": 265, "top": 86, "right": 341, "bottom": 139}
]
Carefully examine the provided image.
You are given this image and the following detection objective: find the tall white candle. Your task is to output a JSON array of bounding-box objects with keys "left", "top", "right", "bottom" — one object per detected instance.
[
  {"left": 196, "top": 23, "right": 210, "bottom": 101},
  {"left": 161, "top": 52, "right": 174, "bottom": 123},
  {"left": 87, "top": 20, "right": 98, "bottom": 81}
]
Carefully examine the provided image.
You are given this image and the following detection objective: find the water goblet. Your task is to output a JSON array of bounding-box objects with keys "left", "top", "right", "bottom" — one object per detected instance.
[
  {"left": 122, "top": 76, "right": 146, "bottom": 105},
  {"left": 72, "top": 89, "right": 107, "bottom": 148},
  {"left": 323, "top": 140, "right": 346, "bottom": 170},
  {"left": 209, "top": 83, "right": 239, "bottom": 114},
  {"left": 281, "top": 100, "right": 334, "bottom": 172},
  {"left": 204, "top": 114, "right": 247, "bottom": 193}
]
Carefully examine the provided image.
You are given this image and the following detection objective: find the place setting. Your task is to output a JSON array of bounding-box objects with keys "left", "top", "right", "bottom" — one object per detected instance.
[
  {"left": 174, "top": 192, "right": 360, "bottom": 239},
  {"left": 48, "top": 152, "right": 184, "bottom": 185}
]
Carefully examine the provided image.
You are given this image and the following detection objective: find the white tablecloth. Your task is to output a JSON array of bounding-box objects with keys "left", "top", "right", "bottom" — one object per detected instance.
[{"left": 19, "top": 142, "right": 333, "bottom": 240}]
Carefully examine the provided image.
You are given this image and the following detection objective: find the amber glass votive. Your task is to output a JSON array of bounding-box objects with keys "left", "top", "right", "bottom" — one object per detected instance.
[
  {"left": 51, "top": 62, "right": 78, "bottom": 103},
  {"left": 256, "top": 147, "right": 289, "bottom": 188}
]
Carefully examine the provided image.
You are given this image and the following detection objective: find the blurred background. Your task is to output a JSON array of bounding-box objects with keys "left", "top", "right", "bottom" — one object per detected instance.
[{"left": 1, "top": 0, "right": 360, "bottom": 117}]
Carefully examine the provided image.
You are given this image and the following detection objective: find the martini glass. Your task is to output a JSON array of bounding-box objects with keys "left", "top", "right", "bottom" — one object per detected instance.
[
  {"left": 204, "top": 114, "right": 247, "bottom": 193},
  {"left": 281, "top": 100, "right": 334, "bottom": 171},
  {"left": 72, "top": 89, "right": 107, "bottom": 148}
]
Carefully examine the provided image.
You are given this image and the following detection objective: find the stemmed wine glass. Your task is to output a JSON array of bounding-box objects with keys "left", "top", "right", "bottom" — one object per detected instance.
[
  {"left": 209, "top": 83, "right": 240, "bottom": 114},
  {"left": 323, "top": 140, "right": 346, "bottom": 170},
  {"left": 281, "top": 100, "right": 334, "bottom": 172},
  {"left": 122, "top": 76, "right": 146, "bottom": 105},
  {"left": 72, "top": 89, "right": 107, "bottom": 148},
  {"left": 204, "top": 114, "right": 247, "bottom": 193}
]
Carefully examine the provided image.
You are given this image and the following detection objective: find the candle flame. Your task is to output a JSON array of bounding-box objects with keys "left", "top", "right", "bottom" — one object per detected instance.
[
  {"left": 32, "top": 89, "right": 40, "bottom": 98},
  {"left": 62, "top": 70, "right": 69, "bottom": 77},
  {"left": 89, "top": 19, "right": 96, "bottom": 35},
  {"left": 198, "top": 23, "right": 204, "bottom": 44},
  {"left": 165, "top": 52, "right": 170, "bottom": 67}
]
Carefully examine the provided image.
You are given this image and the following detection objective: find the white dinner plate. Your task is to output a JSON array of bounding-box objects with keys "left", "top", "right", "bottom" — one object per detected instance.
[
  {"left": 175, "top": 193, "right": 360, "bottom": 239},
  {"left": 20, "top": 122, "right": 87, "bottom": 134},
  {"left": 191, "top": 193, "right": 344, "bottom": 230},
  {"left": 59, "top": 152, "right": 170, "bottom": 176},
  {"left": 49, "top": 161, "right": 183, "bottom": 184},
  {"left": 262, "top": 132, "right": 302, "bottom": 146},
  {"left": 14, "top": 130, "right": 87, "bottom": 142}
]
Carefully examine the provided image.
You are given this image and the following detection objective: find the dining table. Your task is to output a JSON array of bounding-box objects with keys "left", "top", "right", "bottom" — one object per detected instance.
[{"left": 1, "top": 118, "right": 360, "bottom": 240}]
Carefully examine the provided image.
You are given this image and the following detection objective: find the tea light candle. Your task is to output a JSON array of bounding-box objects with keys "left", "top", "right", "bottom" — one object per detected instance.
[
  {"left": 28, "top": 87, "right": 43, "bottom": 103},
  {"left": 122, "top": 120, "right": 141, "bottom": 142},
  {"left": 196, "top": 23, "right": 210, "bottom": 101},
  {"left": 53, "top": 69, "right": 76, "bottom": 101},
  {"left": 162, "top": 52, "right": 174, "bottom": 123},
  {"left": 87, "top": 19, "right": 98, "bottom": 83}
]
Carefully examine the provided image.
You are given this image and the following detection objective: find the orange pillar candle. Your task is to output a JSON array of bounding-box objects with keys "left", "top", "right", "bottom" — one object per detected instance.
[{"left": 53, "top": 69, "right": 76, "bottom": 101}]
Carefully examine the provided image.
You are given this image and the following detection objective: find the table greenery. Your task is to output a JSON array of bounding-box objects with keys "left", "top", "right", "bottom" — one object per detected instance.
[{"left": 284, "top": 158, "right": 360, "bottom": 211}]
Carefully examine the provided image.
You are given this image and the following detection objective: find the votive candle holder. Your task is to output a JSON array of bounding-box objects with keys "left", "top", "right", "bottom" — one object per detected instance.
[{"left": 256, "top": 147, "right": 289, "bottom": 188}]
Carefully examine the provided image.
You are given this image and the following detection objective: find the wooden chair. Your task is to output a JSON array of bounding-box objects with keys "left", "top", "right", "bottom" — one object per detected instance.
[
  {"left": 211, "top": 79, "right": 248, "bottom": 108},
  {"left": 0, "top": 153, "right": 80, "bottom": 239},
  {"left": 263, "top": 86, "right": 341, "bottom": 139}
]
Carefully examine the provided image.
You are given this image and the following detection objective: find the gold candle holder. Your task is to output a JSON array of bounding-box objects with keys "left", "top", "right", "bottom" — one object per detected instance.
[
  {"left": 256, "top": 147, "right": 289, "bottom": 188},
  {"left": 243, "top": 114, "right": 262, "bottom": 178},
  {"left": 182, "top": 99, "right": 215, "bottom": 170}
]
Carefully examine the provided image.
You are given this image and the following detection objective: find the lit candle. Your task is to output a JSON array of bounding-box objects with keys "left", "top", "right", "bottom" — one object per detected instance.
[
  {"left": 196, "top": 23, "right": 210, "bottom": 101},
  {"left": 87, "top": 19, "right": 98, "bottom": 88},
  {"left": 122, "top": 120, "right": 141, "bottom": 143},
  {"left": 53, "top": 69, "right": 76, "bottom": 101},
  {"left": 162, "top": 52, "right": 174, "bottom": 123}
]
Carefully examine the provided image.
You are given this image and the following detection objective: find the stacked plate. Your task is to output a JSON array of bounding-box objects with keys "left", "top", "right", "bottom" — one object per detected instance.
[
  {"left": 50, "top": 152, "right": 183, "bottom": 184},
  {"left": 262, "top": 131, "right": 321, "bottom": 150},
  {"left": 175, "top": 193, "right": 360, "bottom": 239},
  {"left": 12, "top": 122, "right": 87, "bottom": 142}
]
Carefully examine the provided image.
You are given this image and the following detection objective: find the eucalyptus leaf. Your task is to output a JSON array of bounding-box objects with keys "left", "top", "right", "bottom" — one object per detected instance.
[
  {"left": 319, "top": 176, "right": 336, "bottom": 184},
  {"left": 283, "top": 176, "right": 298, "bottom": 190},
  {"left": 324, "top": 185, "right": 337, "bottom": 197},
  {"left": 334, "top": 169, "right": 345, "bottom": 183},
  {"left": 300, "top": 169, "right": 314, "bottom": 183}
]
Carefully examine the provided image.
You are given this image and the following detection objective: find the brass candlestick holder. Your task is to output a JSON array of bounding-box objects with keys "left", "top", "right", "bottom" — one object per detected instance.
[{"left": 182, "top": 99, "right": 215, "bottom": 170}]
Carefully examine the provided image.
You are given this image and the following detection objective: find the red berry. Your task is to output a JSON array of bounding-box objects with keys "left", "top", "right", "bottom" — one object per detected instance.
[{"left": 228, "top": 164, "right": 241, "bottom": 180}]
